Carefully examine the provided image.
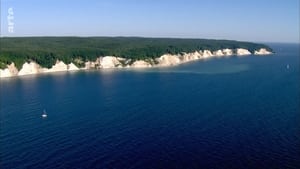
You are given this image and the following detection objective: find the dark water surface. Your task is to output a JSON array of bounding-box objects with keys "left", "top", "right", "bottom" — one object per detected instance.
[{"left": 1, "top": 44, "right": 299, "bottom": 169}]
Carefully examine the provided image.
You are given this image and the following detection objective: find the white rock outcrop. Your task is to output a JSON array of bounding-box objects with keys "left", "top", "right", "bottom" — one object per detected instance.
[
  {"left": 131, "top": 60, "right": 152, "bottom": 68},
  {"left": 99, "top": 56, "right": 122, "bottom": 68},
  {"left": 0, "top": 63, "right": 19, "bottom": 78},
  {"left": 213, "top": 50, "right": 224, "bottom": 57},
  {"left": 0, "top": 61, "right": 80, "bottom": 77},
  {"left": 45, "top": 61, "right": 68, "bottom": 73},
  {"left": 156, "top": 54, "right": 181, "bottom": 66},
  {"left": 254, "top": 48, "right": 272, "bottom": 55},
  {"left": 84, "top": 61, "right": 96, "bottom": 69},
  {"left": 68, "top": 63, "right": 79, "bottom": 71},
  {"left": 202, "top": 50, "right": 214, "bottom": 59},
  {"left": 222, "top": 49, "right": 234, "bottom": 56},
  {"left": 236, "top": 48, "right": 251, "bottom": 56},
  {"left": 181, "top": 51, "right": 201, "bottom": 62},
  {"left": 18, "top": 62, "right": 43, "bottom": 76}
]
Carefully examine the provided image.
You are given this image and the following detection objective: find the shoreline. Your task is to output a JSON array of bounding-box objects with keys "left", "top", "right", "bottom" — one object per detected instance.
[{"left": 0, "top": 48, "right": 272, "bottom": 78}]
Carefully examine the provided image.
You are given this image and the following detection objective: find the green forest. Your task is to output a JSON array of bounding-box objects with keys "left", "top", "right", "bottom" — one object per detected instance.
[{"left": 0, "top": 37, "right": 272, "bottom": 69}]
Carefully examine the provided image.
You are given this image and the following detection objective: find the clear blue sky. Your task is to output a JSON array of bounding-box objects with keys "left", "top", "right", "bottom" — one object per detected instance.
[{"left": 1, "top": 0, "right": 299, "bottom": 43}]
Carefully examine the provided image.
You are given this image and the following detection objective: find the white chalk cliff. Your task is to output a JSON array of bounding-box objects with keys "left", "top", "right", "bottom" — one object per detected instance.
[
  {"left": 213, "top": 50, "right": 224, "bottom": 57},
  {"left": 18, "top": 62, "right": 43, "bottom": 76},
  {"left": 202, "top": 50, "right": 214, "bottom": 58},
  {"left": 68, "top": 63, "right": 80, "bottom": 71},
  {"left": 156, "top": 54, "right": 181, "bottom": 66},
  {"left": 0, "top": 63, "right": 19, "bottom": 77},
  {"left": 254, "top": 48, "right": 272, "bottom": 55},
  {"left": 0, "top": 48, "right": 272, "bottom": 78},
  {"left": 0, "top": 61, "right": 80, "bottom": 78},
  {"left": 236, "top": 48, "right": 252, "bottom": 56},
  {"left": 131, "top": 60, "right": 152, "bottom": 68},
  {"left": 99, "top": 56, "right": 123, "bottom": 68}
]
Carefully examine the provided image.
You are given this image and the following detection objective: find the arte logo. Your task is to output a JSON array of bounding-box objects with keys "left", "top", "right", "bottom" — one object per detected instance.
[{"left": 7, "top": 7, "right": 14, "bottom": 33}]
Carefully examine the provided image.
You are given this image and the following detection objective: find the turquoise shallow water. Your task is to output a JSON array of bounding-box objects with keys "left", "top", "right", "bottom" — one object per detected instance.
[{"left": 0, "top": 43, "right": 299, "bottom": 169}]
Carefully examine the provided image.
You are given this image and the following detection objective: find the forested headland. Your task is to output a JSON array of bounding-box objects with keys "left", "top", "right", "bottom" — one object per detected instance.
[{"left": 0, "top": 37, "right": 272, "bottom": 69}]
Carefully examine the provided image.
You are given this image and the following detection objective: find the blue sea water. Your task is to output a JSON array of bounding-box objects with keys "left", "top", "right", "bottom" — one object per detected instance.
[{"left": 0, "top": 44, "right": 299, "bottom": 169}]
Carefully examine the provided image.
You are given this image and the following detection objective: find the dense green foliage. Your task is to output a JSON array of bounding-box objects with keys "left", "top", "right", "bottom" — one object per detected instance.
[{"left": 0, "top": 37, "right": 272, "bottom": 69}]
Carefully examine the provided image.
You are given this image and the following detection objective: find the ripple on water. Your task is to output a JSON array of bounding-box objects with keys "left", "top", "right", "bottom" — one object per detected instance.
[{"left": 132, "top": 64, "right": 250, "bottom": 75}]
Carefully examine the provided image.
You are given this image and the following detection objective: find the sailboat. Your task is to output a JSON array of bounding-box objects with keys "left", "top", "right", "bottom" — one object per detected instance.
[{"left": 42, "top": 110, "right": 47, "bottom": 118}]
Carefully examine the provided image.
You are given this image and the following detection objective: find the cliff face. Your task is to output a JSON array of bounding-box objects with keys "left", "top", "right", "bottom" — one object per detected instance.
[
  {"left": 156, "top": 54, "right": 181, "bottom": 66},
  {"left": 131, "top": 60, "right": 152, "bottom": 68},
  {"left": 68, "top": 63, "right": 80, "bottom": 71},
  {"left": 0, "top": 61, "right": 81, "bottom": 78},
  {"left": 18, "top": 62, "right": 43, "bottom": 75},
  {"left": 0, "top": 63, "right": 19, "bottom": 77},
  {"left": 0, "top": 48, "right": 272, "bottom": 78},
  {"left": 99, "top": 56, "right": 123, "bottom": 68},
  {"left": 236, "top": 48, "right": 252, "bottom": 56},
  {"left": 254, "top": 48, "right": 273, "bottom": 55},
  {"left": 45, "top": 61, "right": 68, "bottom": 73},
  {"left": 222, "top": 49, "right": 234, "bottom": 56}
]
